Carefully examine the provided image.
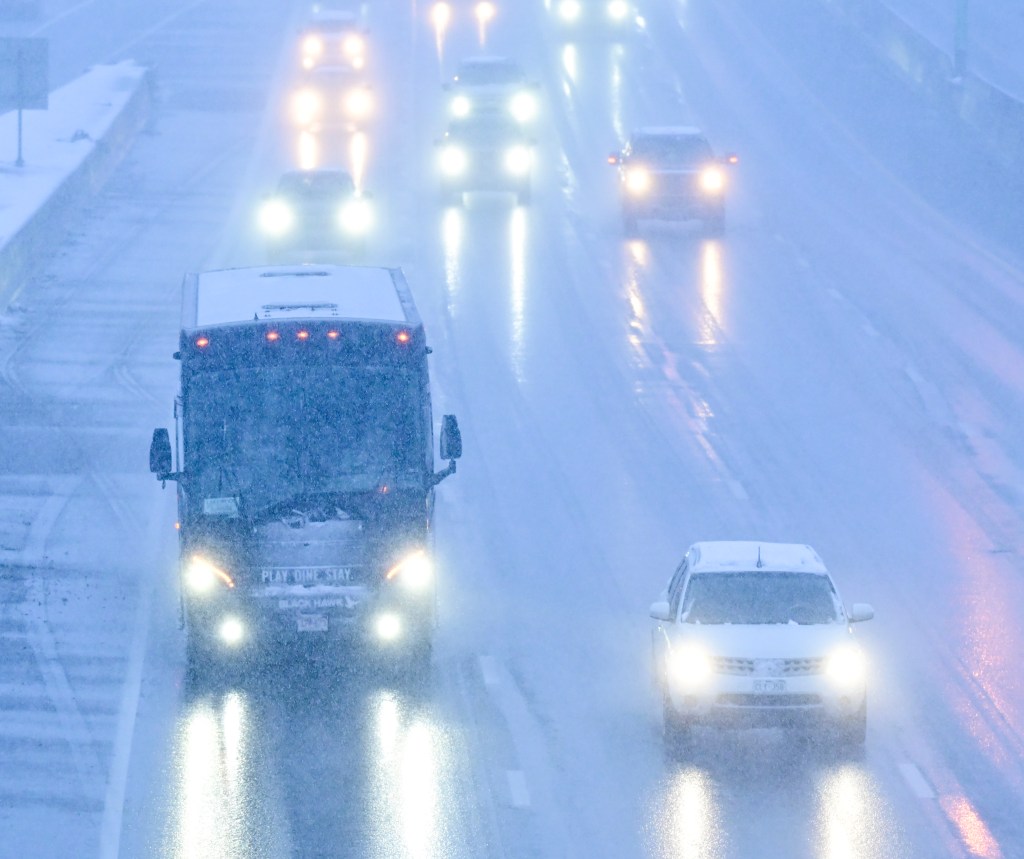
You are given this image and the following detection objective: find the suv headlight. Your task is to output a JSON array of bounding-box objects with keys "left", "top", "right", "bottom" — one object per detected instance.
[
  {"left": 344, "top": 87, "right": 373, "bottom": 119},
  {"left": 339, "top": 197, "right": 373, "bottom": 234},
  {"left": 669, "top": 643, "right": 712, "bottom": 689},
  {"left": 825, "top": 645, "right": 867, "bottom": 687},
  {"left": 625, "top": 166, "right": 651, "bottom": 194},
  {"left": 440, "top": 145, "right": 468, "bottom": 176},
  {"left": 386, "top": 550, "right": 433, "bottom": 592},
  {"left": 450, "top": 94, "right": 472, "bottom": 118},
  {"left": 509, "top": 91, "right": 538, "bottom": 123},
  {"left": 302, "top": 35, "right": 324, "bottom": 60},
  {"left": 504, "top": 145, "right": 532, "bottom": 176},
  {"left": 258, "top": 199, "right": 294, "bottom": 236},
  {"left": 185, "top": 555, "right": 235, "bottom": 594},
  {"left": 699, "top": 165, "right": 725, "bottom": 194}
]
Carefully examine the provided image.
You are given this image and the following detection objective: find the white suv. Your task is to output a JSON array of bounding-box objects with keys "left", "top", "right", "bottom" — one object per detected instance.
[{"left": 650, "top": 541, "right": 874, "bottom": 752}]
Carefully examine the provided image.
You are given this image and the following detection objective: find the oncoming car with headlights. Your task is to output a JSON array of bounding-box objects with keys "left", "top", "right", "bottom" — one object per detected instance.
[
  {"left": 444, "top": 56, "right": 540, "bottom": 127},
  {"left": 547, "top": 0, "right": 642, "bottom": 38},
  {"left": 650, "top": 541, "right": 874, "bottom": 753},
  {"left": 609, "top": 127, "right": 736, "bottom": 237},
  {"left": 289, "top": 66, "right": 374, "bottom": 133},
  {"left": 298, "top": 7, "right": 368, "bottom": 71},
  {"left": 436, "top": 118, "right": 535, "bottom": 205},
  {"left": 258, "top": 169, "right": 373, "bottom": 262},
  {"left": 149, "top": 265, "right": 463, "bottom": 678}
]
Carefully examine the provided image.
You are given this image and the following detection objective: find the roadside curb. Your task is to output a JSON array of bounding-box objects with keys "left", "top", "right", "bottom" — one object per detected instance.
[{"left": 0, "top": 63, "right": 155, "bottom": 312}]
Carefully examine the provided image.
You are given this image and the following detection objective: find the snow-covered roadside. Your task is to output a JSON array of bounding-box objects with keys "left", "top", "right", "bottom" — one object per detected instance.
[
  {"left": 0, "top": 61, "right": 152, "bottom": 309},
  {"left": 818, "top": 0, "right": 1024, "bottom": 171}
]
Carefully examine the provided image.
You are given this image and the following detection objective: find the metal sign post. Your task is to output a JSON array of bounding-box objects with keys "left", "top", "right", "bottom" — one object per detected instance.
[{"left": 0, "top": 37, "right": 49, "bottom": 166}]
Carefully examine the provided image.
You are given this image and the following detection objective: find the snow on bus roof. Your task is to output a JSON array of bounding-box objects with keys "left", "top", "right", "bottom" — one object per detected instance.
[{"left": 194, "top": 265, "right": 409, "bottom": 328}]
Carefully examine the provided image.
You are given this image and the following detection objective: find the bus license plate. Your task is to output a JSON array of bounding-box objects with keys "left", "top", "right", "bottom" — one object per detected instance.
[
  {"left": 753, "top": 680, "right": 786, "bottom": 693},
  {"left": 297, "top": 614, "right": 328, "bottom": 633}
]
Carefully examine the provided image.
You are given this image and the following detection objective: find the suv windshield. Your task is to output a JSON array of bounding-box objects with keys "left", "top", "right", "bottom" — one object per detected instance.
[
  {"left": 184, "top": 363, "right": 421, "bottom": 509},
  {"left": 681, "top": 572, "right": 840, "bottom": 625},
  {"left": 630, "top": 135, "right": 713, "bottom": 167},
  {"left": 277, "top": 172, "right": 355, "bottom": 199}
]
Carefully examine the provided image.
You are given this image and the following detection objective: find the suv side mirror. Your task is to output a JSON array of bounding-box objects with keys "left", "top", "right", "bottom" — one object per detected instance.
[
  {"left": 439, "top": 414, "right": 462, "bottom": 461},
  {"left": 150, "top": 428, "right": 173, "bottom": 476},
  {"left": 649, "top": 600, "right": 672, "bottom": 622},
  {"left": 848, "top": 603, "right": 874, "bottom": 623}
]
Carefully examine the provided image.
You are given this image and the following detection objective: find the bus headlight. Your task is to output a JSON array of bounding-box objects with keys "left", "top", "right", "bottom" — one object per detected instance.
[
  {"left": 343, "top": 34, "right": 365, "bottom": 60},
  {"left": 825, "top": 645, "right": 867, "bottom": 688},
  {"left": 258, "top": 199, "right": 295, "bottom": 236},
  {"left": 185, "top": 556, "right": 235, "bottom": 594},
  {"left": 291, "top": 88, "right": 323, "bottom": 126},
  {"left": 386, "top": 550, "right": 433, "bottom": 592},
  {"left": 669, "top": 643, "right": 712, "bottom": 689},
  {"left": 339, "top": 197, "right": 373, "bottom": 234},
  {"left": 504, "top": 145, "right": 532, "bottom": 176},
  {"left": 302, "top": 35, "right": 324, "bottom": 62},
  {"left": 375, "top": 612, "right": 403, "bottom": 641},
  {"left": 509, "top": 91, "right": 537, "bottom": 123},
  {"left": 699, "top": 165, "right": 725, "bottom": 194},
  {"left": 558, "top": 0, "right": 582, "bottom": 21},
  {"left": 450, "top": 94, "right": 472, "bottom": 118},
  {"left": 624, "top": 166, "right": 651, "bottom": 195},
  {"left": 219, "top": 616, "right": 245, "bottom": 645},
  {"left": 440, "top": 145, "right": 468, "bottom": 177}
]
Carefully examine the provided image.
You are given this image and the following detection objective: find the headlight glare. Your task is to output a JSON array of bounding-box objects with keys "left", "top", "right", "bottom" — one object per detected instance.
[
  {"left": 440, "top": 145, "right": 467, "bottom": 176},
  {"left": 339, "top": 198, "right": 373, "bottom": 234},
  {"left": 343, "top": 34, "right": 365, "bottom": 59},
  {"left": 375, "top": 612, "right": 403, "bottom": 641},
  {"left": 504, "top": 145, "right": 532, "bottom": 176},
  {"left": 625, "top": 166, "right": 651, "bottom": 194},
  {"left": 700, "top": 165, "right": 725, "bottom": 193},
  {"left": 826, "top": 645, "right": 867, "bottom": 687},
  {"left": 185, "top": 556, "right": 234, "bottom": 594},
  {"left": 450, "top": 94, "right": 472, "bottom": 118},
  {"left": 259, "top": 199, "right": 295, "bottom": 236},
  {"left": 509, "top": 91, "right": 537, "bottom": 123},
  {"left": 219, "top": 616, "right": 244, "bottom": 645},
  {"left": 607, "top": 0, "right": 630, "bottom": 20},
  {"left": 386, "top": 550, "right": 434, "bottom": 591},
  {"left": 291, "top": 88, "right": 323, "bottom": 126},
  {"left": 302, "top": 35, "right": 324, "bottom": 59},
  {"left": 669, "top": 643, "right": 713, "bottom": 688},
  {"left": 558, "top": 0, "right": 582, "bottom": 21},
  {"left": 344, "top": 87, "right": 373, "bottom": 119}
]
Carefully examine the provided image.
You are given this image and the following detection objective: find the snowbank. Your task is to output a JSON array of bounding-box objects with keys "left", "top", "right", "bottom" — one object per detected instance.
[{"left": 0, "top": 61, "right": 153, "bottom": 309}]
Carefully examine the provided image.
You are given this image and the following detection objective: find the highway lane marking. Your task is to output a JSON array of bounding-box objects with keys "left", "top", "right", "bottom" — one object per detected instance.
[
  {"left": 506, "top": 770, "right": 531, "bottom": 809},
  {"left": 478, "top": 654, "right": 501, "bottom": 688},
  {"left": 898, "top": 762, "right": 936, "bottom": 799}
]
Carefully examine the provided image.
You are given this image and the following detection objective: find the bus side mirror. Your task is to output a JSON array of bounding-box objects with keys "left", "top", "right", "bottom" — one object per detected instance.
[
  {"left": 150, "top": 428, "right": 173, "bottom": 476},
  {"left": 439, "top": 414, "right": 462, "bottom": 461}
]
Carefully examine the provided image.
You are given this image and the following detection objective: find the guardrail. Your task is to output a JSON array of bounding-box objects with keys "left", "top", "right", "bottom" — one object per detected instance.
[
  {"left": 0, "top": 62, "right": 154, "bottom": 311},
  {"left": 821, "top": 0, "right": 1024, "bottom": 171}
]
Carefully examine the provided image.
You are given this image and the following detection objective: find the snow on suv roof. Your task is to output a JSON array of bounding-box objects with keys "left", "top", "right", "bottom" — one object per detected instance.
[
  {"left": 190, "top": 265, "right": 409, "bottom": 329},
  {"left": 688, "top": 541, "right": 828, "bottom": 575}
]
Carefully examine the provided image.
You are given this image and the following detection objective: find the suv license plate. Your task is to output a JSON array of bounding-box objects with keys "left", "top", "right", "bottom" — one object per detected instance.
[
  {"left": 753, "top": 679, "right": 786, "bottom": 693},
  {"left": 297, "top": 614, "right": 328, "bottom": 633}
]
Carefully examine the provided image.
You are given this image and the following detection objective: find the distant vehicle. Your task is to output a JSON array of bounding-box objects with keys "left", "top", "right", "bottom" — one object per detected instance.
[
  {"left": 299, "top": 7, "right": 368, "bottom": 71},
  {"left": 436, "top": 117, "right": 535, "bottom": 205},
  {"left": 289, "top": 65, "right": 374, "bottom": 133},
  {"left": 546, "top": 0, "right": 642, "bottom": 38},
  {"left": 608, "top": 127, "right": 736, "bottom": 237},
  {"left": 149, "top": 265, "right": 462, "bottom": 678},
  {"left": 257, "top": 169, "right": 373, "bottom": 262},
  {"left": 444, "top": 56, "right": 539, "bottom": 126},
  {"left": 650, "top": 541, "right": 874, "bottom": 754}
]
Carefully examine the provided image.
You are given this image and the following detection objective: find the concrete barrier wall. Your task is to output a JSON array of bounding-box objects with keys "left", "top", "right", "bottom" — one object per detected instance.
[
  {"left": 821, "top": 0, "right": 1024, "bottom": 171},
  {"left": 0, "top": 64, "right": 154, "bottom": 310}
]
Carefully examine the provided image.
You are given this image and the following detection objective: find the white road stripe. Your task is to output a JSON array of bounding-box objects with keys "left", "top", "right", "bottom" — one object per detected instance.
[
  {"left": 506, "top": 770, "right": 531, "bottom": 809},
  {"left": 478, "top": 654, "right": 500, "bottom": 688},
  {"left": 898, "top": 762, "right": 936, "bottom": 799}
]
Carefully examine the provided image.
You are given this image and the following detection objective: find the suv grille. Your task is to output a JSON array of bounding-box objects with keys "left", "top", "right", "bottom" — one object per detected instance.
[
  {"left": 717, "top": 694, "right": 822, "bottom": 707},
  {"left": 712, "top": 657, "right": 825, "bottom": 676}
]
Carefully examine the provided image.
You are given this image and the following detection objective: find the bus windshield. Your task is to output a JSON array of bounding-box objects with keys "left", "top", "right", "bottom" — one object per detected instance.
[{"left": 184, "top": 362, "right": 422, "bottom": 510}]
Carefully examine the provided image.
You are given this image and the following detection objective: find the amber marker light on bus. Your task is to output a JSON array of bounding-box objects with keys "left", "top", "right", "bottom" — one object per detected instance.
[
  {"left": 297, "top": 330, "right": 310, "bottom": 341},
  {"left": 266, "top": 331, "right": 281, "bottom": 342},
  {"left": 195, "top": 336, "right": 210, "bottom": 348},
  {"left": 396, "top": 330, "right": 411, "bottom": 344},
  {"left": 327, "top": 330, "right": 340, "bottom": 340}
]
